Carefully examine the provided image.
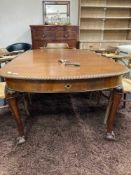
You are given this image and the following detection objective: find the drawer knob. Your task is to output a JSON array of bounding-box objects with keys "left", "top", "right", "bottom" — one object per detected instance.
[
  {"left": 64, "top": 84, "right": 72, "bottom": 89},
  {"left": 43, "top": 34, "right": 46, "bottom": 38},
  {"left": 64, "top": 34, "right": 69, "bottom": 38}
]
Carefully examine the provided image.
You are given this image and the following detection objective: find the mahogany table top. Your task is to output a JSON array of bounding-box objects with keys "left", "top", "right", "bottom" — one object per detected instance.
[{"left": 0, "top": 49, "right": 128, "bottom": 80}]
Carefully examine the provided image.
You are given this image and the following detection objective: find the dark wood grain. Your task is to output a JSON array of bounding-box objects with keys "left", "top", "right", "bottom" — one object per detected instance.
[{"left": 30, "top": 25, "right": 79, "bottom": 49}]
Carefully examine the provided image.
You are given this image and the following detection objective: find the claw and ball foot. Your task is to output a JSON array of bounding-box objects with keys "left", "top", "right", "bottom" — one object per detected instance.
[
  {"left": 16, "top": 136, "right": 26, "bottom": 145},
  {"left": 106, "top": 131, "right": 115, "bottom": 141}
]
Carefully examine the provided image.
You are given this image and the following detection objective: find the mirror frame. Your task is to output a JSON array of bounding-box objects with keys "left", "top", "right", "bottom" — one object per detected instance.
[{"left": 42, "top": 1, "right": 70, "bottom": 25}]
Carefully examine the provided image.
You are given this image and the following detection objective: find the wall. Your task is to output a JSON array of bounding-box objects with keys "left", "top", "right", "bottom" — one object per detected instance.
[{"left": 0, "top": 0, "right": 79, "bottom": 47}]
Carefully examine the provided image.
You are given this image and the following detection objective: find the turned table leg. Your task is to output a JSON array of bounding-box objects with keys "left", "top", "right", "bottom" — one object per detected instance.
[
  {"left": 6, "top": 88, "right": 25, "bottom": 144},
  {"left": 105, "top": 87, "right": 123, "bottom": 140}
]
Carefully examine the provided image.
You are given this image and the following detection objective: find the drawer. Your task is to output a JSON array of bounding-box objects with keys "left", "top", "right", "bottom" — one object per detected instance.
[
  {"left": 32, "top": 30, "right": 77, "bottom": 40},
  {"left": 43, "top": 26, "right": 78, "bottom": 32},
  {"left": 32, "top": 30, "right": 56, "bottom": 40},
  {"left": 63, "top": 26, "right": 79, "bottom": 32},
  {"left": 56, "top": 31, "right": 77, "bottom": 39},
  {"left": 45, "top": 26, "right": 65, "bottom": 31},
  {"left": 42, "top": 31, "right": 56, "bottom": 39}
]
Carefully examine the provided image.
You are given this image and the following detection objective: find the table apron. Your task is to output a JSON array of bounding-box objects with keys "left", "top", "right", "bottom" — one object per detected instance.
[{"left": 5, "top": 76, "right": 122, "bottom": 93}]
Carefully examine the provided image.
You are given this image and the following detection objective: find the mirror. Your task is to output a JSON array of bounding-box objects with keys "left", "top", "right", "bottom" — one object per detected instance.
[{"left": 43, "top": 1, "right": 70, "bottom": 25}]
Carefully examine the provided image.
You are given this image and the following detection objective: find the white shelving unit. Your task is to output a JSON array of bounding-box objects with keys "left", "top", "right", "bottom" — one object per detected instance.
[{"left": 79, "top": 0, "right": 131, "bottom": 49}]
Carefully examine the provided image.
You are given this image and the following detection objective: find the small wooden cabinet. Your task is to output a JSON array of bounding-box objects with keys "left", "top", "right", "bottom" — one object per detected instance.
[{"left": 30, "top": 25, "right": 79, "bottom": 49}]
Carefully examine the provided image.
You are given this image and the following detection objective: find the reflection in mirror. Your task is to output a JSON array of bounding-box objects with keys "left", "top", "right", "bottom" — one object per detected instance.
[{"left": 43, "top": 1, "right": 70, "bottom": 25}]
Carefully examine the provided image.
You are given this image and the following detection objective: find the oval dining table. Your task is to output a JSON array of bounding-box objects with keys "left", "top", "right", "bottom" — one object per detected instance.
[{"left": 0, "top": 49, "right": 129, "bottom": 144}]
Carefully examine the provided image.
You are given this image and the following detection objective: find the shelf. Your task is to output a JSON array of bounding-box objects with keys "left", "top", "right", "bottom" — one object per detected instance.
[
  {"left": 80, "top": 28, "right": 131, "bottom": 31},
  {"left": 80, "top": 17, "right": 131, "bottom": 19},
  {"left": 80, "top": 40, "right": 131, "bottom": 43},
  {"left": 81, "top": 5, "right": 131, "bottom": 9}
]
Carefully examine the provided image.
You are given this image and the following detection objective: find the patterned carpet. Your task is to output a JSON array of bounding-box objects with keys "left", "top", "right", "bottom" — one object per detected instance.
[{"left": 0, "top": 93, "right": 131, "bottom": 175}]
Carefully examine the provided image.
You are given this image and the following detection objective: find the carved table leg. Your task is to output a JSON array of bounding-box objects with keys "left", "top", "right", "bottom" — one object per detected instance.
[
  {"left": 6, "top": 88, "right": 25, "bottom": 144},
  {"left": 105, "top": 87, "right": 123, "bottom": 140},
  {"left": 23, "top": 93, "right": 31, "bottom": 116}
]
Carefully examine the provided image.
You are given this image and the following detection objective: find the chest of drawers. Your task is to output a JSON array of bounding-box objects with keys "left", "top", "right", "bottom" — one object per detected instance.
[{"left": 30, "top": 25, "right": 79, "bottom": 49}]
